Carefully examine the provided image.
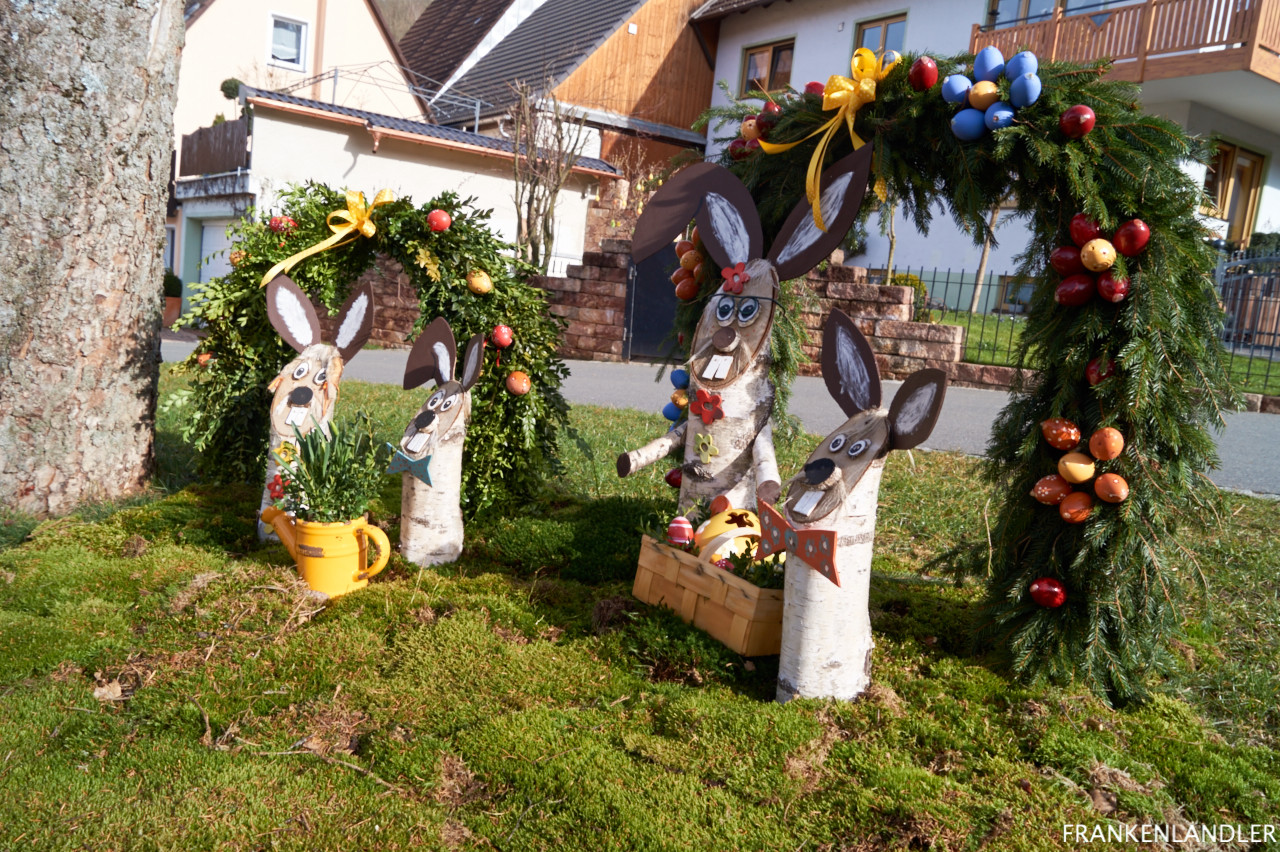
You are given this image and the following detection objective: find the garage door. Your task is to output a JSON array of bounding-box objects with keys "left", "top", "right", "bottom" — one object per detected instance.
[{"left": 200, "top": 219, "right": 236, "bottom": 283}]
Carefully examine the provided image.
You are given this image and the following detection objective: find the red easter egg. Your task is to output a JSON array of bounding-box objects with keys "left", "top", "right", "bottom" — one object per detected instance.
[
  {"left": 1029, "top": 577, "right": 1066, "bottom": 608},
  {"left": 664, "top": 468, "right": 683, "bottom": 489},
  {"left": 1113, "top": 219, "right": 1151, "bottom": 256},
  {"left": 728, "top": 138, "right": 748, "bottom": 161},
  {"left": 427, "top": 209, "right": 452, "bottom": 231},
  {"left": 1049, "top": 246, "right": 1084, "bottom": 276},
  {"left": 492, "top": 324, "right": 513, "bottom": 348},
  {"left": 667, "top": 516, "right": 694, "bottom": 546},
  {"left": 1070, "top": 213, "right": 1103, "bottom": 247},
  {"left": 1055, "top": 273, "right": 1096, "bottom": 307},
  {"left": 1088, "top": 427, "right": 1125, "bottom": 460},
  {"left": 709, "top": 495, "right": 731, "bottom": 515},
  {"left": 1097, "top": 271, "right": 1130, "bottom": 303},
  {"left": 908, "top": 56, "right": 939, "bottom": 91},
  {"left": 1060, "top": 104, "right": 1096, "bottom": 138},
  {"left": 804, "top": 81, "right": 825, "bottom": 95},
  {"left": 1086, "top": 357, "right": 1115, "bottom": 386}
]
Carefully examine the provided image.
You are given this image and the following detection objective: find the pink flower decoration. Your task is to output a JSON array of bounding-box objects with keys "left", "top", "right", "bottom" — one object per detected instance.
[
  {"left": 689, "top": 389, "right": 724, "bottom": 425},
  {"left": 720, "top": 262, "right": 750, "bottom": 294}
]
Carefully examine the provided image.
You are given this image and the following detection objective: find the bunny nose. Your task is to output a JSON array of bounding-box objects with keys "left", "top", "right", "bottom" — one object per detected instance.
[
  {"left": 803, "top": 458, "right": 836, "bottom": 485},
  {"left": 413, "top": 410, "right": 436, "bottom": 430},
  {"left": 712, "top": 327, "right": 739, "bottom": 352},
  {"left": 287, "top": 386, "right": 313, "bottom": 406}
]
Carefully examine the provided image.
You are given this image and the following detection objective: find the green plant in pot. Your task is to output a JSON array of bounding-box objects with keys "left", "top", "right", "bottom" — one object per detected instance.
[
  {"left": 162, "top": 269, "right": 183, "bottom": 328},
  {"left": 260, "top": 414, "right": 393, "bottom": 598}
]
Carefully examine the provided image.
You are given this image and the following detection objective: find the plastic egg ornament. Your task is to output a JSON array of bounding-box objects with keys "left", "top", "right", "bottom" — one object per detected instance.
[
  {"left": 667, "top": 516, "right": 694, "bottom": 547},
  {"left": 968, "top": 80, "right": 1000, "bottom": 110},
  {"left": 941, "top": 74, "right": 973, "bottom": 104},
  {"left": 1040, "top": 417, "right": 1081, "bottom": 450},
  {"left": 1058, "top": 451, "right": 1096, "bottom": 484},
  {"left": 1010, "top": 72, "right": 1042, "bottom": 108},
  {"left": 1005, "top": 50, "right": 1039, "bottom": 80},
  {"left": 973, "top": 45, "right": 1006, "bottom": 82},
  {"left": 951, "top": 108, "right": 987, "bottom": 141},
  {"left": 985, "top": 101, "right": 1015, "bottom": 130}
]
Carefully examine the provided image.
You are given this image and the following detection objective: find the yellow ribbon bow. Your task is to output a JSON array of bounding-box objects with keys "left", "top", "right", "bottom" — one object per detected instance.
[
  {"left": 759, "top": 48, "right": 899, "bottom": 231},
  {"left": 261, "top": 188, "right": 395, "bottom": 287}
]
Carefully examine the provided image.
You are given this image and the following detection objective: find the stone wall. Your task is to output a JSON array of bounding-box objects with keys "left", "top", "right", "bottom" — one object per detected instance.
[{"left": 529, "top": 239, "right": 631, "bottom": 361}]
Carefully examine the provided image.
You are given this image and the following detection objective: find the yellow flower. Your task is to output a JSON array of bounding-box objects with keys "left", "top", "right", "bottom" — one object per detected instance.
[{"left": 416, "top": 246, "right": 442, "bottom": 282}]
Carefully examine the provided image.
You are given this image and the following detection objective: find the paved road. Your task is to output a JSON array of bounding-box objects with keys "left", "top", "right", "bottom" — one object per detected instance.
[{"left": 161, "top": 338, "right": 1279, "bottom": 496}]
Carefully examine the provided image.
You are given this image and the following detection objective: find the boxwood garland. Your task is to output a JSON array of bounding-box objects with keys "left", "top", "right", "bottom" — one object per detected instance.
[{"left": 174, "top": 183, "right": 570, "bottom": 516}]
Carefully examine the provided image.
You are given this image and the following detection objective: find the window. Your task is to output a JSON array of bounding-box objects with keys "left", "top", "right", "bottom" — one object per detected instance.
[
  {"left": 988, "top": 0, "right": 1126, "bottom": 28},
  {"left": 163, "top": 226, "right": 176, "bottom": 273},
  {"left": 1202, "top": 141, "right": 1266, "bottom": 245},
  {"left": 270, "top": 15, "right": 307, "bottom": 71},
  {"left": 856, "top": 14, "right": 906, "bottom": 55},
  {"left": 741, "top": 39, "right": 793, "bottom": 95}
]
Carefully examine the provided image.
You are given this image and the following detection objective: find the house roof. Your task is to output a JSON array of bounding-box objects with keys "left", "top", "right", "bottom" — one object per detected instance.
[
  {"left": 398, "top": 0, "right": 515, "bottom": 88},
  {"left": 690, "top": 0, "right": 789, "bottom": 22},
  {"left": 435, "top": 0, "right": 648, "bottom": 123},
  {"left": 241, "top": 85, "right": 618, "bottom": 176}
]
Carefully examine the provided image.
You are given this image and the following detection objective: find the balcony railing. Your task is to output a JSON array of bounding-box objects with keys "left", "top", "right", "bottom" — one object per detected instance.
[
  {"left": 972, "top": 0, "right": 1280, "bottom": 84},
  {"left": 179, "top": 118, "right": 249, "bottom": 177}
]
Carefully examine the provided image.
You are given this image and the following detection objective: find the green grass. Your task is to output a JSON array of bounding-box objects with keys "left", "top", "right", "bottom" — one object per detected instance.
[{"left": 0, "top": 369, "right": 1276, "bottom": 849}]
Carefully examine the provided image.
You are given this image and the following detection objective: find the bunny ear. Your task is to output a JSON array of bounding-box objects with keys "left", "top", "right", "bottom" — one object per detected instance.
[
  {"left": 333, "top": 284, "right": 374, "bottom": 363},
  {"left": 888, "top": 369, "right": 947, "bottom": 450},
  {"left": 821, "top": 308, "right": 881, "bottom": 417},
  {"left": 458, "top": 334, "right": 486, "bottom": 391},
  {"left": 768, "top": 145, "right": 874, "bottom": 281},
  {"left": 631, "top": 162, "right": 762, "bottom": 270},
  {"left": 403, "top": 316, "right": 456, "bottom": 390},
  {"left": 266, "top": 276, "right": 321, "bottom": 354}
]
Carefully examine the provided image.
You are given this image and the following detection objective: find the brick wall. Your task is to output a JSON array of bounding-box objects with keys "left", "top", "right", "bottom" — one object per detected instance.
[
  {"left": 528, "top": 239, "right": 631, "bottom": 361},
  {"left": 309, "top": 255, "right": 418, "bottom": 348}
]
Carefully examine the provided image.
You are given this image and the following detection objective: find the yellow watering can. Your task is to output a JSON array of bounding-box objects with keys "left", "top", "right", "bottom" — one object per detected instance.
[{"left": 260, "top": 507, "right": 390, "bottom": 598}]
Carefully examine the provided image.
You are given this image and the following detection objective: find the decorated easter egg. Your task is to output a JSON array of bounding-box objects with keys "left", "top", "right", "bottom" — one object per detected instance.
[
  {"left": 667, "top": 516, "right": 694, "bottom": 546},
  {"left": 467, "top": 269, "right": 493, "bottom": 294},
  {"left": 694, "top": 509, "right": 761, "bottom": 562},
  {"left": 1086, "top": 356, "right": 1115, "bottom": 386},
  {"left": 1059, "top": 491, "right": 1094, "bottom": 523},
  {"left": 664, "top": 468, "right": 683, "bottom": 488},
  {"left": 1070, "top": 213, "right": 1103, "bottom": 247},
  {"left": 951, "top": 108, "right": 987, "bottom": 141},
  {"left": 1097, "top": 271, "right": 1130, "bottom": 303},
  {"left": 968, "top": 80, "right": 1000, "bottom": 110},
  {"left": 1010, "top": 72, "right": 1042, "bottom": 108},
  {"left": 661, "top": 402, "right": 681, "bottom": 421},
  {"left": 1050, "top": 246, "right": 1084, "bottom": 276},
  {"left": 941, "top": 74, "right": 973, "bottom": 104},
  {"left": 1089, "top": 427, "right": 1125, "bottom": 460},
  {"left": 985, "top": 101, "right": 1015, "bottom": 130},
  {"left": 492, "top": 324, "right": 513, "bottom": 348},
  {"left": 1113, "top": 219, "right": 1151, "bottom": 256},
  {"left": 1055, "top": 273, "right": 1096, "bottom": 307},
  {"left": 1031, "top": 474, "right": 1074, "bottom": 505},
  {"left": 1060, "top": 104, "right": 1096, "bottom": 138},
  {"left": 1094, "top": 472, "right": 1130, "bottom": 503},
  {"left": 740, "top": 117, "right": 762, "bottom": 141},
  {"left": 670, "top": 389, "right": 689, "bottom": 409},
  {"left": 427, "top": 209, "right": 452, "bottom": 231},
  {"left": 1041, "top": 417, "right": 1081, "bottom": 450},
  {"left": 1029, "top": 576, "right": 1066, "bottom": 607},
  {"left": 908, "top": 56, "right": 938, "bottom": 91},
  {"left": 1058, "top": 451, "right": 1096, "bottom": 484},
  {"left": 505, "top": 370, "right": 531, "bottom": 395},
  {"left": 670, "top": 368, "right": 690, "bottom": 389},
  {"left": 674, "top": 278, "right": 699, "bottom": 301},
  {"left": 973, "top": 45, "right": 1006, "bottom": 82},
  {"left": 1005, "top": 51, "right": 1039, "bottom": 80},
  {"left": 1079, "top": 238, "right": 1116, "bottom": 272},
  {"left": 679, "top": 250, "right": 703, "bottom": 271}
]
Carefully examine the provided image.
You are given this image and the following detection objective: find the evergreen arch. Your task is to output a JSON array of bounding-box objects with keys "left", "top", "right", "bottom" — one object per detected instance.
[{"left": 695, "top": 52, "right": 1239, "bottom": 699}]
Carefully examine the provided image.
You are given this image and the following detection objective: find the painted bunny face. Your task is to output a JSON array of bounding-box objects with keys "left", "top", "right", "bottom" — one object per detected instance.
[
  {"left": 399, "top": 317, "right": 485, "bottom": 460},
  {"left": 690, "top": 260, "right": 779, "bottom": 390}
]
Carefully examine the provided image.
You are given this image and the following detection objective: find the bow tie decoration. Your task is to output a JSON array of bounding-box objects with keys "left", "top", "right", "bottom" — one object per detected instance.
[
  {"left": 757, "top": 501, "right": 839, "bottom": 586},
  {"left": 385, "top": 442, "right": 433, "bottom": 486}
]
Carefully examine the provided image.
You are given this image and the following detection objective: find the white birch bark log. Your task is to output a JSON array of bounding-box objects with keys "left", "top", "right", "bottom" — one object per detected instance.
[
  {"left": 777, "top": 458, "right": 884, "bottom": 702},
  {"left": 618, "top": 422, "right": 687, "bottom": 477},
  {"left": 400, "top": 397, "right": 469, "bottom": 566}
]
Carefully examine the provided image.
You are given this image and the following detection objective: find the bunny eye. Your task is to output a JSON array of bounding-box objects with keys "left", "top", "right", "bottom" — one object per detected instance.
[
  {"left": 440, "top": 395, "right": 458, "bottom": 412},
  {"left": 846, "top": 439, "right": 870, "bottom": 458},
  {"left": 426, "top": 390, "right": 445, "bottom": 410},
  {"left": 291, "top": 363, "right": 309, "bottom": 380},
  {"left": 714, "top": 296, "right": 735, "bottom": 324},
  {"left": 828, "top": 435, "right": 846, "bottom": 452},
  {"left": 313, "top": 369, "right": 327, "bottom": 386},
  {"left": 737, "top": 298, "right": 761, "bottom": 326}
]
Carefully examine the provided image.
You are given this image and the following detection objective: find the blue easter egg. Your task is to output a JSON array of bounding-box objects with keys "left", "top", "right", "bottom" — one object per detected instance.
[
  {"left": 985, "top": 101, "right": 1015, "bottom": 130},
  {"left": 951, "top": 108, "right": 987, "bottom": 141},
  {"left": 973, "top": 46, "right": 1005, "bottom": 82},
  {"left": 941, "top": 74, "right": 973, "bottom": 104},
  {"left": 662, "top": 402, "right": 681, "bottom": 422},
  {"left": 670, "top": 368, "right": 690, "bottom": 389},
  {"left": 1005, "top": 50, "right": 1038, "bottom": 80},
  {"left": 1010, "top": 72, "right": 1042, "bottom": 108}
]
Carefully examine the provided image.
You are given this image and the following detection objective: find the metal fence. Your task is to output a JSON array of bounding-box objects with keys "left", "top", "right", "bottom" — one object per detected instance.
[{"left": 1217, "top": 254, "right": 1280, "bottom": 396}]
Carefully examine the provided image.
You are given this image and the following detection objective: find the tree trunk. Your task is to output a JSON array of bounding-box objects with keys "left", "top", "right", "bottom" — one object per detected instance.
[
  {"left": 969, "top": 205, "right": 1003, "bottom": 313},
  {"left": 399, "top": 397, "right": 469, "bottom": 566},
  {"left": 0, "top": 0, "right": 183, "bottom": 516},
  {"left": 777, "top": 459, "right": 884, "bottom": 702}
]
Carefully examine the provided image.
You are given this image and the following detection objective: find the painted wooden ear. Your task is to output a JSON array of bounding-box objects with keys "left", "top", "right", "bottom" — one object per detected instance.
[
  {"left": 768, "top": 145, "right": 874, "bottom": 281},
  {"left": 333, "top": 284, "right": 375, "bottom": 363},
  {"left": 631, "top": 162, "right": 763, "bottom": 271},
  {"left": 458, "top": 334, "right": 485, "bottom": 391},
  {"left": 403, "top": 316, "right": 456, "bottom": 390},
  {"left": 821, "top": 308, "right": 881, "bottom": 417},
  {"left": 888, "top": 368, "right": 947, "bottom": 450},
  {"left": 265, "top": 275, "right": 322, "bottom": 354}
]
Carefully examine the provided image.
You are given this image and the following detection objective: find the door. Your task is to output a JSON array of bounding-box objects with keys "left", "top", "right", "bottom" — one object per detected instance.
[
  {"left": 624, "top": 243, "right": 685, "bottom": 361},
  {"left": 200, "top": 219, "right": 235, "bottom": 283}
]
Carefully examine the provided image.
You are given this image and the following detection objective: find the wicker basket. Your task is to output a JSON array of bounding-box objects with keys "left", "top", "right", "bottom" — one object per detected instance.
[{"left": 632, "top": 535, "right": 783, "bottom": 656}]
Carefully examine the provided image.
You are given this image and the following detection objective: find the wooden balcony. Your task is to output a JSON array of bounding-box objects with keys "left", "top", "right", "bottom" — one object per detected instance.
[{"left": 971, "top": 0, "right": 1280, "bottom": 85}]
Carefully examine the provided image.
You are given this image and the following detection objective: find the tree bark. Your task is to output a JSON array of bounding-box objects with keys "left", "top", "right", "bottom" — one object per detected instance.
[
  {"left": 399, "top": 396, "right": 469, "bottom": 566},
  {"left": 969, "top": 204, "right": 1003, "bottom": 313},
  {"left": 0, "top": 0, "right": 183, "bottom": 516}
]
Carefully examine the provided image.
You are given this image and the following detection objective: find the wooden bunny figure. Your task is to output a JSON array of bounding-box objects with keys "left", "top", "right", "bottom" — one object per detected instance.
[
  {"left": 392, "top": 317, "right": 485, "bottom": 566},
  {"left": 259, "top": 276, "right": 374, "bottom": 540},
  {"left": 618, "top": 146, "right": 874, "bottom": 511},
  {"left": 757, "top": 309, "right": 946, "bottom": 702}
]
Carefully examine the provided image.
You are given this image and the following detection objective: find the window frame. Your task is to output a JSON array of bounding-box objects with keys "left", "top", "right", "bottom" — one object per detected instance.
[
  {"left": 739, "top": 38, "right": 795, "bottom": 97},
  {"left": 1201, "top": 139, "right": 1267, "bottom": 246},
  {"left": 268, "top": 13, "right": 309, "bottom": 73},
  {"left": 854, "top": 13, "right": 907, "bottom": 56}
]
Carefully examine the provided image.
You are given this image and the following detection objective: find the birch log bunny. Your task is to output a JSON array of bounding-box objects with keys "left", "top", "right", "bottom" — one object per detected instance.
[
  {"left": 259, "top": 276, "right": 374, "bottom": 540},
  {"left": 757, "top": 309, "right": 947, "bottom": 702},
  {"left": 618, "top": 146, "right": 874, "bottom": 511},
  {"left": 392, "top": 317, "right": 485, "bottom": 566}
]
